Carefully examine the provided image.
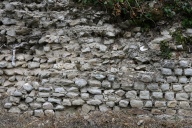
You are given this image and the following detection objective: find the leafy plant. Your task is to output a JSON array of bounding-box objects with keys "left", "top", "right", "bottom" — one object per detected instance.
[{"left": 160, "top": 41, "right": 172, "bottom": 59}]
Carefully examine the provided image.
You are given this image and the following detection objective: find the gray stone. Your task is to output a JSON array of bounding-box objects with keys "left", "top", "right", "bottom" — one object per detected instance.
[
  {"left": 147, "top": 83, "right": 159, "bottom": 91},
  {"left": 178, "top": 76, "right": 188, "bottom": 84},
  {"left": 134, "top": 82, "right": 145, "bottom": 90},
  {"left": 66, "top": 92, "right": 79, "bottom": 98},
  {"left": 115, "top": 90, "right": 125, "bottom": 97},
  {"left": 43, "top": 102, "right": 54, "bottom": 110},
  {"left": 184, "top": 69, "right": 192, "bottom": 76},
  {"left": 152, "top": 92, "right": 163, "bottom": 99},
  {"left": 12, "top": 90, "right": 22, "bottom": 97},
  {"left": 4, "top": 103, "right": 12, "bottom": 109},
  {"left": 55, "top": 105, "right": 64, "bottom": 110},
  {"left": 161, "top": 68, "right": 172, "bottom": 75},
  {"left": 145, "top": 101, "right": 152, "bottom": 107},
  {"left": 102, "top": 80, "right": 111, "bottom": 88},
  {"left": 119, "top": 100, "right": 129, "bottom": 107},
  {"left": 173, "top": 84, "right": 183, "bottom": 91},
  {"left": 34, "top": 109, "right": 44, "bottom": 117},
  {"left": 167, "top": 76, "right": 178, "bottom": 83},
  {"left": 36, "top": 98, "right": 46, "bottom": 103},
  {"left": 55, "top": 87, "right": 65, "bottom": 93},
  {"left": 30, "top": 102, "right": 42, "bottom": 109},
  {"left": 174, "top": 68, "right": 183, "bottom": 76},
  {"left": 93, "top": 74, "right": 106, "bottom": 80},
  {"left": 176, "top": 93, "right": 189, "bottom": 100},
  {"left": 2, "top": 18, "right": 16, "bottom": 25},
  {"left": 107, "top": 74, "right": 116, "bottom": 82},
  {"left": 140, "top": 74, "right": 153, "bottom": 83},
  {"left": 179, "top": 101, "right": 190, "bottom": 108},
  {"left": 87, "top": 99, "right": 102, "bottom": 105},
  {"left": 165, "top": 92, "right": 175, "bottom": 101},
  {"left": 106, "top": 101, "right": 115, "bottom": 107},
  {"left": 87, "top": 87, "right": 102, "bottom": 95},
  {"left": 38, "top": 92, "right": 50, "bottom": 97},
  {"left": 112, "top": 82, "right": 121, "bottom": 89},
  {"left": 125, "top": 91, "right": 137, "bottom": 99},
  {"left": 8, "top": 107, "right": 21, "bottom": 114},
  {"left": 23, "top": 83, "right": 33, "bottom": 92},
  {"left": 163, "top": 60, "right": 175, "bottom": 69},
  {"left": 130, "top": 100, "right": 143, "bottom": 108},
  {"left": 28, "top": 62, "right": 40, "bottom": 69},
  {"left": 39, "top": 87, "right": 51, "bottom": 92},
  {"left": 155, "top": 101, "right": 166, "bottom": 107},
  {"left": 161, "top": 84, "right": 170, "bottom": 91},
  {"left": 9, "top": 96, "right": 20, "bottom": 103},
  {"left": 18, "top": 104, "right": 28, "bottom": 111},
  {"left": 140, "top": 91, "right": 150, "bottom": 99},
  {"left": 167, "top": 101, "right": 177, "bottom": 108},
  {"left": 94, "top": 95, "right": 104, "bottom": 101},
  {"left": 52, "top": 93, "right": 65, "bottom": 97},
  {"left": 179, "top": 60, "right": 189, "bottom": 67},
  {"left": 81, "top": 93, "right": 89, "bottom": 100},
  {"left": 99, "top": 104, "right": 109, "bottom": 112},
  {"left": 0, "top": 61, "right": 7, "bottom": 68},
  {"left": 62, "top": 99, "right": 71, "bottom": 106},
  {"left": 88, "top": 80, "right": 101, "bottom": 87},
  {"left": 45, "top": 110, "right": 55, "bottom": 116},
  {"left": 184, "top": 84, "right": 192, "bottom": 92},
  {"left": 81, "top": 104, "right": 95, "bottom": 114},
  {"left": 75, "top": 78, "right": 87, "bottom": 88},
  {"left": 48, "top": 98, "right": 61, "bottom": 104},
  {"left": 67, "top": 87, "right": 79, "bottom": 92},
  {"left": 72, "top": 99, "right": 85, "bottom": 105},
  {"left": 25, "top": 97, "right": 33, "bottom": 103}
]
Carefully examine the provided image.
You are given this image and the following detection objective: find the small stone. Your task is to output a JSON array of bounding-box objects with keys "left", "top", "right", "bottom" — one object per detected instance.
[
  {"left": 55, "top": 87, "right": 65, "bottom": 93},
  {"left": 93, "top": 74, "right": 106, "bottom": 80},
  {"left": 8, "top": 107, "right": 21, "bottom": 114},
  {"left": 161, "top": 84, "right": 170, "bottom": 91},
  {"left": 45, "top": 110, "right": 54, "bottom": 116},
  {"left": 115, "top": 90, "right": 125, "bottom": 97},
  {"left": 140, "top": 74, "right": 152, "bottom": 83},
  {"left": 140, "top": 91, "right": 150, "bottom": 100},
  {"left": 28, "top": 62, "right": 40, "bottom": 69},
  {"left": 99, "top": 105, "right": 109, "bottom": 112},
  {"left": 176, "top": 93, "right": 189, "bottom": 101},
  {"left": 178, "top": 76, "right": 188, "bottom": 84},
  {"left": 179, "top": 60, "right": 189, "bottom": 67},
  {"left": 102, "top": 80, "right": 111, "bottom": 88},
  {"left": 163, "top": 60, "right": 175, "bottom": 69},
  {"left": 4, "top": 103, "right": 12, "bottom": 109},
  {"left": 34, "top": 109, "right": 44, "bottom": 117},
  {"left": 167, "top": 101, "right": 177, "bottom": 108},
  {"left": 12, "top": 90, "right": 22, "bottom": 97},
  {"left": 39, "top": 87, "right": 51, "bottom": 92},
  {"left": 87, "top": 99, "right": 102, "bottom": 105},
  {"left": 25, "top": 97, "right": 33, "bottom": 103},
  {"left": 147, "top": 83, "right": 159, "bottom": 91},
  {"left": 66, "top": 92, "right": 79, "bottom": 98},
  {"left": 184, "top": 84, "right": 192, "bottom": 92},
  {"left": 167, "top": 76, "right": 178, "bottom": 83},
  {"left": 55, "top": 105, "right": 64, "bottom": 110},
  {"left": 152, "top": 92, "right": 163, "bottom": 99},
  {"left": 174, "top": 68, "right": 183, "bottom": 76},
  {"left": 30, "top": 102, "right": 42, "bottom": 109},
  {"left": 62, "top": 99, "right": 71, "bottom": 106},
  {"left": 87, "top": 87, "right": 102, "bottom": 95},
  {"left": 75, "top": 79, "right": 87, "bottom": 88},
  {"left": 2, "top": 18, "right": 16, "bottom": 25},
  {"left": 134, "top": 81, "right": 146, "bottom": 90},
  {"left": 155, "top": 101, "right": 166, "bottom": 107},
  {"left": 119, "top": 100, "right": 129, "bottom": 107},
  {"left": 161, "top": 68, "right": 172, "bottom": 75},
  {"left": 81, "top": 104, "right": 95, "bottom": 114},
  {"left": 130, "top": 100, "right": 143, "bottom": 108},
  {"left": 23, "top": 83, "right": 33, "bottom": 92},
  {"left": 48, "top": 98, "right": 61, "bottom": 104},
  {"left": 43, "top": 102, "right": 54, "bottom": 110},
  {"left": 125, "top": 91, "right": 137, "bottom": 99},
  {"left": 106, "top": 101, "right": 115, "bottom": 107},
  {"left": 72, "top": 99, "right": 85, "bottom": 105},
  {"left": 165, "top": 92, "right": 174, "bottom": 101},
  {"left": 184, "top": 69, "right": 192, "bottom": 76},
  {"left": 145, "top": 101, "right": 152, "bottom": 107},
  {"left": 173, "top": 84, "right": 183, "bottom": 91},
  {"left": 88, "top": 80, "right": 101, "bottom": 87},
  {"left": 18, "top": 104, "right": 28, "bottom": 111},
  {"left": 179, "top": 101, "right": 190, "bottom": 108},
  {"left": 81, "top": 93, "right": 89, "bottom": 100}
]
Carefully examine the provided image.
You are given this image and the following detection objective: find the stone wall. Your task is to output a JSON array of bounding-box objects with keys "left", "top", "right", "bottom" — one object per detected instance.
[{"left": 1, "top": 0, "right": 192, "bottom": 117}]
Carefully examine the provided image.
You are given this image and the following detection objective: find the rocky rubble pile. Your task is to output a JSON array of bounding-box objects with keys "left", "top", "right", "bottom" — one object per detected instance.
[{"left": 1, "top": 0, "right": 192, "bottom": 117}]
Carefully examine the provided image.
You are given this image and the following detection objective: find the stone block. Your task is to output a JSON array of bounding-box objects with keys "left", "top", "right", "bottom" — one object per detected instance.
[
  {"left": 166, "top": 76, "right": 178, "bottom": 83},
  {"left": 161, "top": 68, "right": 172, "bottom": 75},
  {"left": 161, "top": 84, "right": 170, "bottom": 91},
  {"left": 154, "top": 101, "right": 166, "bottom": 107},
  {"left": 176, "top": 93, "right": 189, "bottom": 100},
  {"left": 174, "top": 68, "right": 183, "bottom": 76},
  {"left": 172, "top": 84, "right": 183, "bottom": 91},
  {"left": 140, "top": 91, "right": 150, "bottom": 99},
  {"left": 72, "top": 99, "right": 85, "bottom": 105},
  {"left": 179, "top": 101, "right": 190, "bottom": 108},
  {"left": 144, "top": 101, "right": 152, "bottom": 107},
  {"left": 152, "top": 92, "right": 163, "bottom": 99},
  {"left": 130, "top": 100, "right": 143, "bottom": 108},
  {"left": 119, "top": 100, "right": 129, "bottom": 107},
  {"left": 165, "top": 92, "right": 174, "bottom": 101},
  {"left": 184, "top": 84, "right": 192, "bottom": 92},
  {"left": 167, "top": 101, "right": 177, "bottom": 108},
  {"left": 147, "top": 83, "right": 159, "bottom": 91},
  {"left": 125, "top": 91, "right": 137, "bottom": 99},
  {"left": 178, "top": 76, "right": 188, "bottom": 84},
  {"left": 134, "top": 82, "right": 145, "bottom": 90},
  {"left": 34, "top": 109, "right": 44, "bottom": 117},
  {"left": 179, "top": 60, "right": 189, "bottom": 67},
  {"left": 184, "top": 68, "right": 192, "bottom": 76}
]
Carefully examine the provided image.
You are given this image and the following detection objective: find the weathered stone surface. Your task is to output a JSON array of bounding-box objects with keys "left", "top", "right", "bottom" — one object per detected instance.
[
  {"left": 134, "top": 82, "right": 145, "bottom": 90},
  {"left": 102, "top": 80, "right": 111, "bottom": 88},
  {"left": 72, "top": 99, "right": 85, "bottom": 105},
  {"left": 161, "top": 84, "right": 170, "bottom": 91},
  {"left": 184, "top": 69, "right": 192, "bottom": 76},
  {"left": 172, "top": 84, "right": 183, "bottom": 91},
  {"left": 165, "top": 92, "right": 175, "bottom": 101},
  {"left": 28, "top": 62, "right": 40, "bottom": 69},
  {"left": 174, "top": 68, "right": 183, "bottom": 76},
  {"left": 125, "top": 91, "right": 137, "bottom": 99},
  {"left": 48, "top": 98, "right": 61, "bottom": 104},
  {"left": 179, "top": 101, "right": 190, "bottom": 108},
  {"left": 184, "top": 84, "right": 192, "bottom": 92},
  {"left": 140, "top": 74, "right": 153, "bottom": 83},
  {"left": 62, "top": 99, "right": 71, "bottom": 106},
  {"left": 119, "top": 100, "right": 129, "bottom": 107},
  {"left": 87, "top": 87, "right": 102, "bottom": 95},
  {"left": 4, "top": 103, "right": 12, "bottom": 109},
  {"left": 88, "top": 80, "right": 101, "bottom": 87},
  {"left": 30, "top": 102, "right": 42, "bottom": 109},
  {"left": 81, "top": 104, "right": 95, "bottom": 114},
  {"left": 161, "top": 68, "right": 172, "bottom": 75},
  {"left": 130, "top": 100, "right": 143, "bottom": 108},
  {"left": 34, "top": 109, "right": 44, "bottom": 117},
  {"left": 179, "top": 60, "right": 189, "bottom": 68},
  {"left": 167, "top": 101, "right": 177, "bottom": 108},
  {"left": 87, "top": 99, "right": 102, "bottom": 105},
  {"left": 178, "top": 76, "right": 188, "bottom": 84},
  {"left": 45, "top": 110, "right": 55, "bottom": 116},
  {"left": 152, "top": 92, "right": 163, "bottom": 99},
  {"left": 23, "top": 83, "right": 33, "bottom": 92},
  {"left": 75, "top": 78, "right": 87, "bottom": 88},
  {"left": 43, "top": 102, "right": 54, "bottom": 110},
  {"left": 147, "top": 83, "right": 159, "bottom": 91},
  {"left": 8, "top": 107, "right": 21, "bottom": 114},
  {"left": 176, "top": 93, "right": 189, "bottom": 101},
  {"left": 140, "top": 91, "right": 150, "bottom": 100},
  {"left": 18, "top": 104, "right": 28, "bottom": 111},
  {"left": 155, "top": 101, "right": 166, "bottom": 107},
  {"left": 167, "top": 76, "right": 178, "bottom": 83}
]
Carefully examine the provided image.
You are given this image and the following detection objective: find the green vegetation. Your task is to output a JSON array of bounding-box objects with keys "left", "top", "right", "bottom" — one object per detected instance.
[{"left": 76, "top": 0, "right": 192, "bottom": 28}]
